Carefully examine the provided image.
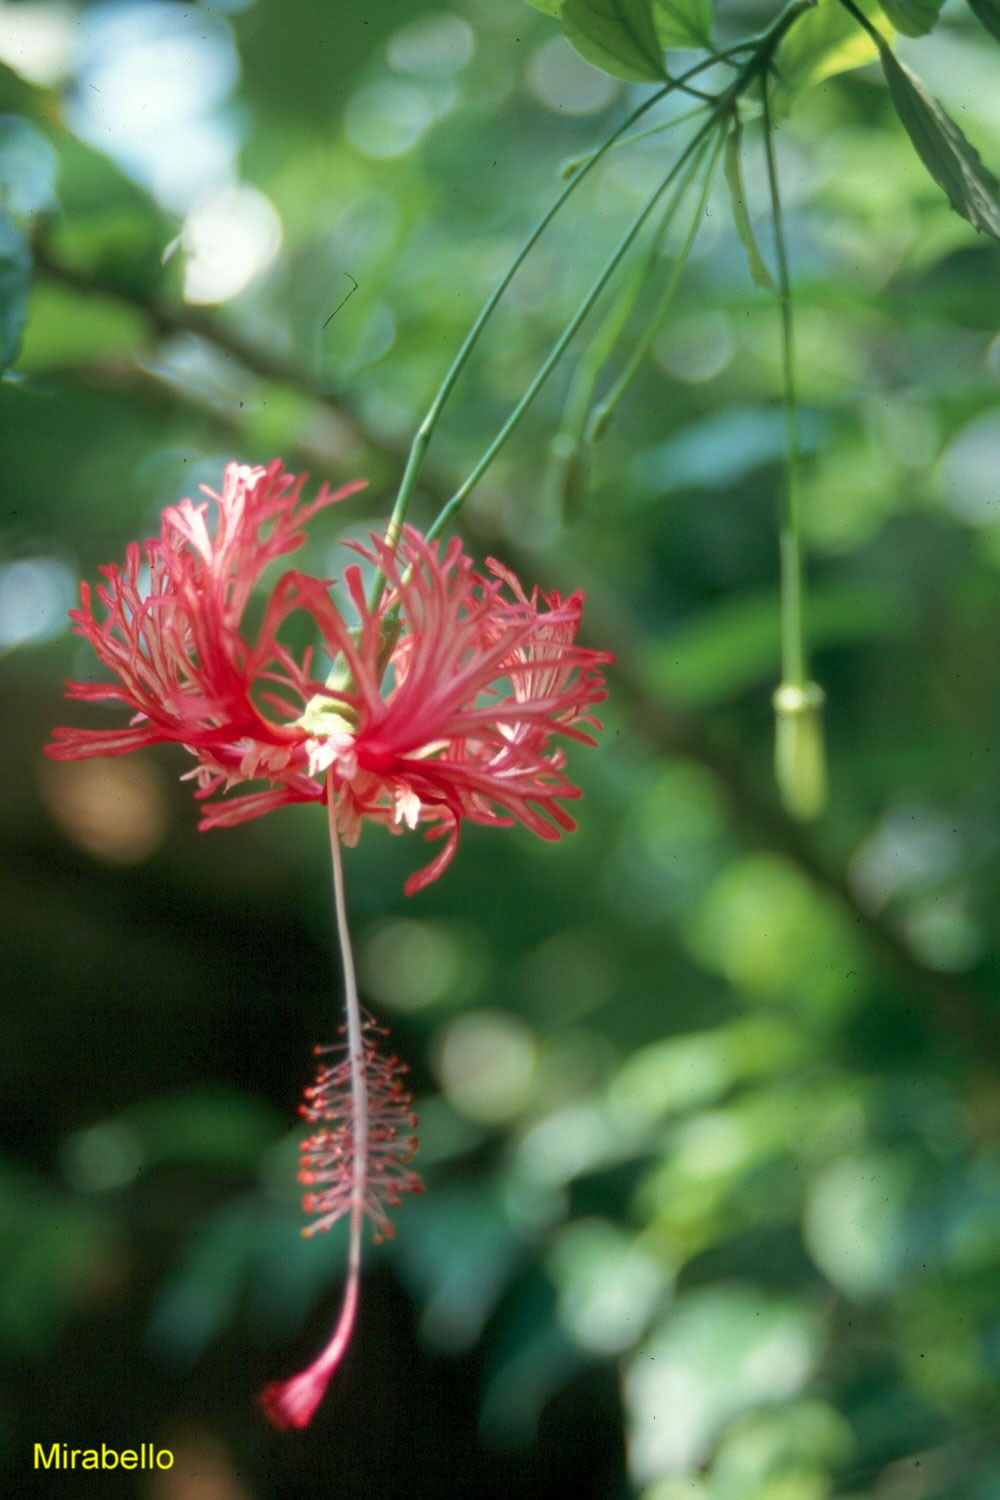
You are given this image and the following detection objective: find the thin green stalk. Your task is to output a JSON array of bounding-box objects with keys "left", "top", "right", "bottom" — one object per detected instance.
[
  {"left": 424, "top": 0, "right": 812, "bottom": 543},
  {"left": 369, "top": 50, "right": 768, "bottom": 608},
  {"left": 761, "top": 79, "right": 804, "bottom": 691},
  {"left": 762, "top": 74, "right": 827, "bottom": 820},
  {"left": 589, "top": 122, "right": 728, "bottom": 444},
  {"left": 368, "top": 95, "right": 661, "bottom": 605},
  {"left": 363, "top": 1, "right": 815, "bottom": 683},
  {"left": 544, "top": 137, "right": 712, "bottom": 515},
  {"left": 834, "top": 0, "right": 887, "bottom": 47},
  {"left": 371, "top": 98, "right": 658, "bottom": 608},
  {"left": 426, "top": 114, "right": 722, "bottom": 544},
  {"left": 559, "top": 101, "right": 711, "bottom": 181}
]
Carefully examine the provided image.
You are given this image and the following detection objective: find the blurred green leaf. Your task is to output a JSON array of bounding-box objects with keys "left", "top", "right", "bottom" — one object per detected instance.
[
  {"left": 0, "top": 1162, "right": 113, "bottom": 1354},
  {"left": 966, "top": 0, "right": 1000, "bottom": 39},
  {"left": 711, "top": 1401, "right": 855, "bottom": 1500},
  {"left": 626, "top": 1288, "right": 822, "bottom": 1484},
  {"left": 684, "top": 853, "right": 860, "bottom": 1012},
  {"left": 803, "top": 1150, "right": 918, "bottom": 1296},
  {"left": 652, "top": 0, "right": 714, "bottom": 50},
  {"left": 480, "top": 1313, "right": 583, "bottom": 1448},
  {"left": 723, "top": 121, "right": 778, "bottom": 294},
  {"left": 561, "top": 0, "right": 668, "bottom": 82},
  {"left": 523, "top": 0, "right": 564, "bottom": 12},
  {"left": 0, "top": 61, "right": 56, "bottom": 121},
  {"left": 548, "top": 1218, "right": 670, "bottom": 1355},
  {"left": 43, "top": 132, "right": 170, "bottom": 292},
  {"left": 643, "top": 582, "right": 909, "bottom": 706},
  {"left": 879, "top": 0, "right": 943, "bottom": 34},
  {"left": 398, "top": 1186, "right": 523, "bottom": 1354},
  {"left": 610, "top": 1018, "right": 808, "bottom": 1127},
  {"left": 148, "top": 1198, "right": 262, "bottom": 1363},
  {"left": 15, "top": 282, "right": 146, "bottom": 370},
  {"left": 775, "top": 0, "right": 881, "bottom": 96},
  {"left": 120, "top": 1089, "right": 283, "bottom": 1172},
  {"left": 878, "top": 46, "right": 1000, "bottom": 239}
]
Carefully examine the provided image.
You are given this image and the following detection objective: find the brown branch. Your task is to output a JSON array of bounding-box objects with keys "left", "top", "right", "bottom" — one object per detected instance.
[{"left": 30, "top": 246, "right": 1000, "bottom": 1060}]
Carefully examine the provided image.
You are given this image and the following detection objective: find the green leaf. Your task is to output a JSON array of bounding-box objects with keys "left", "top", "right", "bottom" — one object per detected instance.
[
  {"left": 652, "top": 0, "right": 714, "bottom": 50},
  {"left": 966, "top": 0, "right": 1000, "bottom": 40},
  {"left": 878, "top": 46, "right": 1000, "bottom": 240},
  {"left": 14, "top": 282, "right": 145, "bottom": 371},
  {"left": 878, "top": 0, "right": 943, "bottom": 35},
  {"left": 0, "top": 210, "right": 30, "bottom": 371},
  {"left": 723, "top": 121, "right": 778, "bottom": 294},
  {"left": 775, "top": 0, "right": 880, "bottom": 97},
  {"left": 522, "top": 0, "right": 563, "bottom": 11},
  {"left": 561, "top": 0, "right": 667, "bottom": 82}
]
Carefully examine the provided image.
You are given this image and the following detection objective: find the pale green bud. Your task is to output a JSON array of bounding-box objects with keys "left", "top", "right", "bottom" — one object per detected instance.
[{"left": 773, "top": 681, "right": 827, "bottom": 822}]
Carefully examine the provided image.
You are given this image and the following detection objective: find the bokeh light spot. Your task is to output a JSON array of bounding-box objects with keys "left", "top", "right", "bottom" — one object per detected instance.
[
  {"left": 361, "top": 918, "right": 466, "bottom": 1012},
  {"left": 345, "top": 80, "right": 442, "bottom": 160},
  {"left": 0, "top": 2, "right": 74, "bottom": 85},
  {"left": 388, "top": 12, "right": 474, "bottom": 77},
  {"left": 0, "top": 557, "right": 75, "bottom": 651},
  {"left": 38, "top": 756, "right": 170, "bottom": 864},
  {"left": 182, "top": 184, "right": 283, "bottom": 305},
  {"left": 435, "top": 1010, "right": 536, "bottom": 1124},
  {"left": 549, "top": 1218, "right": 669, "bottom": 1355},
  {"left": 68, "top": 0, "right": 241, "bottom": 209},
  {"left": 937, "top": 410, "right": 1000, "bottom": 526},
  {"left": 61, "top": 1122, "right": 143, "bottom": 1193},
  {"left": 655, "top": 311, "right": 735, "bottom": 384},
  {"left": 527, "top": 36, "right": 620, "bottom": 115}
]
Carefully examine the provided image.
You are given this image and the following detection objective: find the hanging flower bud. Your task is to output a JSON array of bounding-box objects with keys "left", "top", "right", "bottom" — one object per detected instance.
[{"left": 773, "top": 680, "right": 827, "bottom": 822}]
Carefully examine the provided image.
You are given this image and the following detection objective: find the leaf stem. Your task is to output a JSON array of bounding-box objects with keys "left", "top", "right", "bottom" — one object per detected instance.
[
  {"left": 423, "top": 0, "right": 814, "bottom": 542},
  {"left": 559, "top": 100, "right": 712, "bottom": 179},
  {"left": 425, "top": 114, "right": 723, "bottom": 543},
  {"left": 761, "top": 77, "right": 805, "bottom": 690},
  {"left": 367, "top": 89, "right": 666, "bottom": 609},
  {"left": 543, "top": 135, "right": 712, "bottom": 515},
  {"left": 834, "top": 0, "right": 886, "bottom": 48},
  {"left": 369, "top": 50, "right": 771, "bottom": 603},
  {"left": 589, "top": 123, "right": 727, "bottom": 444}
]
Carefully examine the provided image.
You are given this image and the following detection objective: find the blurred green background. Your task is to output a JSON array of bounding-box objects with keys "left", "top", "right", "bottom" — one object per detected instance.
[{"left": 1, "top": 0, "right": 999, "bottom": 1495}]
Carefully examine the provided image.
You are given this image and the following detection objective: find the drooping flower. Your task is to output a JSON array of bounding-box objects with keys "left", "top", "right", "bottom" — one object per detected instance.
[
  {"left": 47, "top": 458, "right": 612, "bottom": 1428},
  {"left": 47, "top": 458, "right": 612, "bottom": 892}
]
